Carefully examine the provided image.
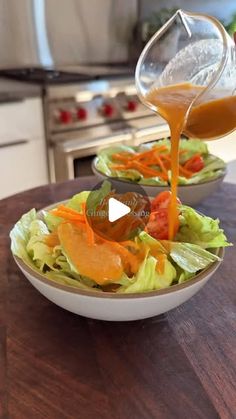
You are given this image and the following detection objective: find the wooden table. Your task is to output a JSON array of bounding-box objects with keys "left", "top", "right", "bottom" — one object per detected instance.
[{"left": 0, "top": 177, "right": 235, "bottom": 419}]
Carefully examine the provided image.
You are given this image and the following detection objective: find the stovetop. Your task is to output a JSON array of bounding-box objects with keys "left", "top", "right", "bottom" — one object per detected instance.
[{"left": 0, "top": 65, "right": 134, "bottom": 85}]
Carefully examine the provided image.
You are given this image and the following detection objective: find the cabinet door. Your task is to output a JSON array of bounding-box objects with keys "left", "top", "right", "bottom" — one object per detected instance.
[
  {"left": 0, "top": 98, "right": 44, "bottom": 145},
  {"left": 0, "top": 138, "right": 48, "bottom": 199}
]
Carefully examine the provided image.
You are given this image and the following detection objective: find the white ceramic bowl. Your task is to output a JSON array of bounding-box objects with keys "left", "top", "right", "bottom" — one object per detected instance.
[
  {"left": 92, "top": 157, "right": 226, "bottom": 206},
  {"left": 14, "top": 247, "right": 223, "bottom": 321}
]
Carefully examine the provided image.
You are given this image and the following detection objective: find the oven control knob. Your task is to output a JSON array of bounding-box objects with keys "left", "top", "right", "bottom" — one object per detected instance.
[
  {"left": 77, "top": 107, "right": 87, "bottom": 121},
  {"left": 126, "top": 100, "right": 138, "bottom": 112},
  {"left": 59, "top": 110, "right": 72, "bottom": 124},
  {"left": 102, "top": 103, "right": 114, "bottom": 117}
]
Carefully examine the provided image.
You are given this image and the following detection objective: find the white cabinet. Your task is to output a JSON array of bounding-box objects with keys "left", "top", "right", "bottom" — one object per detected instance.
[{"left": 0, "top": 97, "right": 48, "bottom": 199}]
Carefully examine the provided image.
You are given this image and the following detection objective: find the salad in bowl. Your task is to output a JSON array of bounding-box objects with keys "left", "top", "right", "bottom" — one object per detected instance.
[
  {"left": 94, "top": 138, "right": 226, "bottom": 187},
  {"left": 10, "top": 181, "right": 230, "bottom": 296}
]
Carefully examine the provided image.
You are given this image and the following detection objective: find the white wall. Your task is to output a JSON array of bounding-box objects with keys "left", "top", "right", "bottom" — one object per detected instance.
[
  {"left": 0, "top": 0, "right": 138, "bottom": 67},
  {"left": 0, "top": 0, "right": 235, "bottom": 67},
  {"left": 0, "top": 0, "right": 39, "bottom": 67},
  {"left": 45, "top": 0, "right": 137, "bottom": 64}
]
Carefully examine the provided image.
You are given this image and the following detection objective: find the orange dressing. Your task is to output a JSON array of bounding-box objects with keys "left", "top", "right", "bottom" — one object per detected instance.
[
  {"left": 146, "top": 83, "right": 202, "bottom": 239},
  {"left": 57, "top": 222, "right": 124, "bottom": 285},
  {"left": 44, "top": 231, "right": 60, "bottom": 247},
  {"left": 184, "top": 94, "right": 236, "bottom": 139},
  {"left": 145, "top": 83, "right": 236, "bottom": 240}
]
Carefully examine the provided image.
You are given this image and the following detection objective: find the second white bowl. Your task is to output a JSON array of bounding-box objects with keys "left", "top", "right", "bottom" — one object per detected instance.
[{"left": 92, "top": 157, "right": 226, "bottom": 206}]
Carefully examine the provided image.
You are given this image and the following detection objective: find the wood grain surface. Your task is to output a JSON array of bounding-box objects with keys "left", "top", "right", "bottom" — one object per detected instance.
[{"left": 0, "top": 177, "right": 235, "bottom": 419}]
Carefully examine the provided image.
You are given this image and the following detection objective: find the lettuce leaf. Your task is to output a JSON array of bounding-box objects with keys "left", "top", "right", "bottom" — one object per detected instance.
[
  {"left": 139, "top": 230, "right": 220, "bottom": 279},
  {"left": 138, "top": 177, "right": 167, "bottom": 186},
  {"left": 26, "top": 219, "right": 58, "bottom": 270},
  {"left": 200, "top": 154, "right": 226, "bottom": 174},
  {"left": 178, "top": 169, "right": 224, "bottom": 185},
  {"left": 66, "top": 191, "right": 90, "bottom": 211},
  {"left": 179, "top": 138, "right": 208, "bottom": 163},
  {"left": 96, "top": 145, "right": 136, "bottom": 177},
  {"left": 178, "top": 154, "right": 226, "bottom": 185},
  {"left": 43, "top": 211, "right": 62, "bottom": 232},
  {"left": 170, "top": 242, "right": 220, "bottom": 273},
  {"left": 118, "top": 254, "right": 176, "bottom": 293},
  {"left": 174, "top": 264, "right": 195, "bottom": 284},
  {"left": 114, "top": 169, "right": 142, "bottom": 181},
  {"left": 44, "top": 190, "right": 90, "bottom": 231},
  {"left": 10, "top": 209, "right": 99, "bottom": 288},
  {"left": 86, "top": 180, "right": 111, "bottom": 210},
  {"left": 138, "top": 230, "right": 166, "bottom": 253},
  {"left": 139, "top": 139, "right": 171, "bottom": 152},
  {"left": 10, "top": 209, "right": 37, "bottom": 266},
  {"left": 10, "top": 211, "right": 57, "bottom": 271},
  {"left": 176, "top": 205, "right": 231, "bottom": 248},
  {"left": 141, "top": 138, "right": 208, "bottom": 163},
  {"left": 44, "top": 271, "right": 99, "bottom": 291}
]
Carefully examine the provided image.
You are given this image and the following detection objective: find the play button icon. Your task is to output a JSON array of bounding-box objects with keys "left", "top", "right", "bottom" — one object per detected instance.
[
  {"left": 108, "top": 197, "right": 131, "bottom": 222},
  {"left": 86, "top": 180, "right": 151, "bottom": 242}
]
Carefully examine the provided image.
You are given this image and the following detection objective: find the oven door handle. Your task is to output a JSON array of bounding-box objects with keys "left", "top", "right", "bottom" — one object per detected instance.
[{"left": 56, "top": 132, "right": 134, "bottom": 155}]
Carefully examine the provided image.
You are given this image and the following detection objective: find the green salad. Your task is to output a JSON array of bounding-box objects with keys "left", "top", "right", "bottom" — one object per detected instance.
[
  {"left": 10, "top": 181, "right": 230, "bottom": 294},
  {"left": 95, "top": 138, "right": 226, "bottom": 186}
]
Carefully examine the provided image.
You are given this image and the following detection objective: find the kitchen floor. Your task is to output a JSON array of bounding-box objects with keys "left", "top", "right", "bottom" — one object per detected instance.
[{"left": 207, "top": 131, "right": 236, "bottom": 184}]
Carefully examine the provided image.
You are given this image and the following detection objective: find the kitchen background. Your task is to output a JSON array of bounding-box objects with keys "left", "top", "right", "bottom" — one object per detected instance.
[{"left": 0, "top": 0, "right": 235, "bottom": 198}]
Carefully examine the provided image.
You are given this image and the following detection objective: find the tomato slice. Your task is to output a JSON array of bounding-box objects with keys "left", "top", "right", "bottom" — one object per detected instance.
[
  {"left": 148, "top": 191, "right": 181, "bottom": 240},
  {"left": 151, "top": 191, "right": 180, "bottom": 212},
  {"left": 185, "top": 155, "right": 204, "bottom": 172},
  {"left": 146, "top": 209, "right": 169, "bottom": 240},
  {"left": 146, "top": 208, "right": 180, "bottom": 240}
]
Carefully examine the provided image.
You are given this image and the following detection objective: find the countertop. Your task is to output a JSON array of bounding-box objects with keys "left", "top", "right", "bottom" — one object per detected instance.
[
  {"left": 0, "top": 78, "right": 41, "bottom": 101},
  {"left": 0, "top": 176, "right": 235, "bottom": 419}
]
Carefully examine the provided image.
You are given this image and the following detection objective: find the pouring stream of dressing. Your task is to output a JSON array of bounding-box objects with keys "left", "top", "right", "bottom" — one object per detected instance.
[{"left": 146, "top": 82, "right": 236, "bottom": 240}]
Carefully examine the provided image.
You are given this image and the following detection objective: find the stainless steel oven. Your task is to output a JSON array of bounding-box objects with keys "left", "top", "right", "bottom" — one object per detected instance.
[
  {"left": 1, "top": 66, "right": 169, "bottom": 182},
  {"left": 46, "top": 72, "right": 169, "bottom": 182}
]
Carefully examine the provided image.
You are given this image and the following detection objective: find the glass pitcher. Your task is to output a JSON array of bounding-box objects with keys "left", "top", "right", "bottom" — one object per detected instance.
[{"left": 135, "top": 9, "right": 236, "bottom": 140}]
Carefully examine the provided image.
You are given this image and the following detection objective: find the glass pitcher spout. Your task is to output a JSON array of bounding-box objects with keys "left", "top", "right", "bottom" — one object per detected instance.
[{"left": 135, "top": 9, "right": 236, "bottom": 140}]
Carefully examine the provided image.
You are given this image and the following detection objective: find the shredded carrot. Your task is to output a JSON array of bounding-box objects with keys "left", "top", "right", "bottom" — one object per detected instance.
[
  {"left": 112, "top": 164, "right": 129, "bottom": 170},
  {"left": 152, "top": 145, "right": 168, "bottom": 153},
  {"left": 131, "top": 149, "right": 157, "bottom": 161},
  {"left": 130, "top": 161, "right": 168, "bottom": 179},
  {"left": 132, "top": 145, "right": 168, "bottom": 161},
  {"left": 50, "top": 204, "right": 85, "bottom": 222},
  {"left": 159, "top": 154, "right": 171, "bottom": 170},
  {"left": 153, "top": 153, "right": 168, "bottom": 175},
  {"left": 160, "top": 154, "right": 171, "bottom": 162},
  {"left": 51, "top": 209, "right": 85, "bottom": 222},
  {"left": 112, "top": 152, "right": 133, "bottom": 163},
  {"left": 111, "top": 145, "right": 202, "bottom": 180},
  {"left": 57, "top": 205, "right": 83, "bottom": 216}
]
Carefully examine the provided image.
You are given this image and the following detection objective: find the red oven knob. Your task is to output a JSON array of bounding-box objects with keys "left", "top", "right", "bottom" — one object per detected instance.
[
  {"left": 77, "top": 107, "right": 88, "bottom": 121},
  {"left": 102, "top": 103, "right": 114, "bottom": 117},
  {"left": 126, "top": 100, "right": 138, "bottom": 112},
  {"left": 59, "top": 110, "right": 72, "bottom": 124}
]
